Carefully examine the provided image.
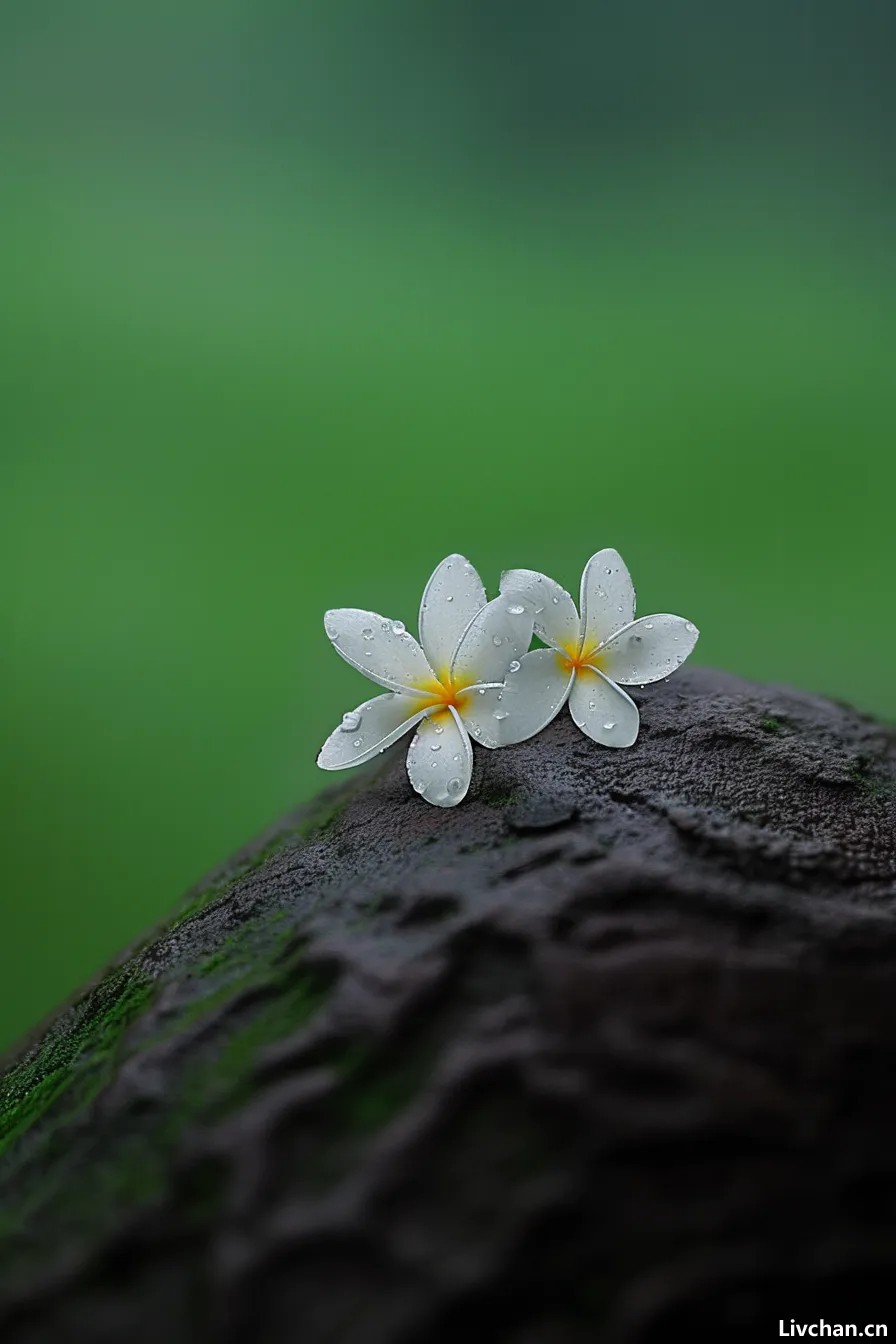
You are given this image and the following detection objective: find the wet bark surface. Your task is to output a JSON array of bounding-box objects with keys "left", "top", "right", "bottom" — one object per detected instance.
[{"left": 2, "top": 668, "right": 896, "bottom": 1343}]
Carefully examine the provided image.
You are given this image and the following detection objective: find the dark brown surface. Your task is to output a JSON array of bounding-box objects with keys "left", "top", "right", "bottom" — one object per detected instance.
[{"left": 2, "top": 667, "right": 896, "bottom": 1342}]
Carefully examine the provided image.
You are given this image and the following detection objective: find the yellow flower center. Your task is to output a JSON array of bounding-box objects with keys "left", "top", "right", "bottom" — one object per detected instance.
[
  {"left": 411, "top": 670, "right": 474, "bottom": 713},
  {"left": 556, "top": 642, "right": 605, "bottom": 675}
]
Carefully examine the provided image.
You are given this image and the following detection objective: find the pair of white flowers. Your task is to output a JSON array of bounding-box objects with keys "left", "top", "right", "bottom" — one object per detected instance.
[{"left": 318, "top": 550, "right": 699, "bottom": 807}]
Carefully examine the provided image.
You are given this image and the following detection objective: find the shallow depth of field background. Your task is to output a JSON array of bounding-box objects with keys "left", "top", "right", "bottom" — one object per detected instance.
[{"left": 2, "top": 3, "right": 895, "bottom": 1053}]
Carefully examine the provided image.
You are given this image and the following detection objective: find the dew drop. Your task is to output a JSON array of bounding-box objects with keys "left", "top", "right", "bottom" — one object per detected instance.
[
  {"left": 391, "top": 620, "right": 406, "bottom": 636},
  {"left": 551, "top": 596, "right": 559, "bottom": 605},
  {"left": 434, "top": 723, "right": 444, "bottom": 735},
  {"left": 478, "top": 687, "right": 487, "bottom": 695},
  {"left": 645, "top": 622, "right": 654, "bottom": 630},
  {"left": 534, "top": 605, "right": 545, "bottom": 615},
  {"left": 492, "top": 635, "right": 503, "bottom": 646},
  {"left": 362, "top": 627, "right": 374, "bottom": 640},
  {"left": 605, "top": 567, "right": 613, "bottom": 576},
  {"left": 352, "top": 738, "right": 362, "bottom": 748},
  {"left": 603, "top": 720, "right": 616, "bottom": 731},
  {"left": 506, "top": 603, "right": 525, "bottom": 616},
  {"left": 446, "top": 594, "right": 454, "bottom": 602},
  {"left": 494, "top": 710, "right": 509, "bottom": 721},
  {"left": 430, "top": 742, "right": 442, "bottom": 752},
  {"left": 685, "top": 621, "right": 696, "bottom": 634},
  {"left": 364, "top": 650, "right": 373, "bottom": 657},
  {"left": 340, "top": 711, "right": 362, "bottom": 732},
  {"left": 447, "top": 777, "right": 463, "bottom": 796},
  {"left": 588, "top": 700, "right": 596, "bottom": 710},
  {"left": 472, "top": 725, "right": 481, "bottom": 737},
  {"left": 508, "top": 659, "right": 521, "bottom": 673},
  {"left": 413, "top": 779, "right": 427, "bottom": 794}
]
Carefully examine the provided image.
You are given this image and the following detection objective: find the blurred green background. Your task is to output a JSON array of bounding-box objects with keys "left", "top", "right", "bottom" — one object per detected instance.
[{"left": 2, "top": 3, "right": 895, "bottom": 1055}]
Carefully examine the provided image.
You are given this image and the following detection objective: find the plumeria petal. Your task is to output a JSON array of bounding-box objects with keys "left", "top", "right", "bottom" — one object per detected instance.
[
  {"left": 317, "top": 692, "right": 430, "bottom": 770},
  {"left": 569, "top": 667, "right": 639, "bottom": 748},
  {"left": 418, "top": 554, "right": 487, "bottom": 679},
  {"left": 579, "top": 548, "right": 636, "bottom": 652},
  {"left": 499, "top": 568, "right": 580, "bottom": 653},
  {"left": 406, "top": 706, "right": 472, "bottom": 807},
  {"left": 450, "top": 593, "right": 535, "bottom": 687},
  {"left": 598, "top": 614, "right": 699, "bottom": 686},
  {"left": 324, "top": 608, "right": 434, "bottom": 694},
  {"left": 455, "top": 684, "right": 509, "bottom": 749},
  {"left": 492, "top": 647, "right": 574, "bottom": 745}
]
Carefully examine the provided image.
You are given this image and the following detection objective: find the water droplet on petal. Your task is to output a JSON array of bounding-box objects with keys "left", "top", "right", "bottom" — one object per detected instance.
[
  {"left": 430, "top": 742, "right": 442, "bottom": 752},
  {"left": 447, "top": 777, "right": 463, "bottom": 796},
  {"left": 494, "top": 711, "right": 509, "bottom": 721},
  {"left": 508, "top": 659, "right": 521, "bottom": 673},
  {"left": 685, "top": 621, "right": 696, "bottom": 634},
  {"left": 603, "top": 720, "right": 616, "bottom": 731},
  {"left": 506, "top": 603, "right": 525, "bottom": 616},
  {"left": 478, "top": 688, "right": 486, "bottom": 695},
  {"left": 413, "top": 779, "right": 427, "bottom": 794},
  {"left": 588, "top": 700, "right": 596, "bottom": 710},
  {"left": 472, "top": 725, "right": 481, "bottom": 737},
  {"left": 605, "top": 567, "right": 613, "bottom": 576},
  {"left": 352, "top": 738, "right": 362, "bottom": 748},
  {"left": 492, "top": 635, "right": 503, "bottom": 646},
  {"left": 645, "top": 622, "right": 654, "bottom": 630},
  {"left": 446, "top": 594, "right": 454, "bottom": 602},
  {"left": 551, "top": 596, "right": 559, "bottom": 605},
  {"left": 434, "top": 723, "right": 444, "bottom": 735},
  {"left": 341, "top": 711, "right": 362, "bottom": 732},
  {"left": 391, "top": 620, "right": 406, "bottom": 636}
]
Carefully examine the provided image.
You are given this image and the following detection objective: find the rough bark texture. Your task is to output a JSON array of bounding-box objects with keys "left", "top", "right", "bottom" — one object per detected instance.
[{"left": 2, "top": 668, "right": 896, "bottom": 1343}]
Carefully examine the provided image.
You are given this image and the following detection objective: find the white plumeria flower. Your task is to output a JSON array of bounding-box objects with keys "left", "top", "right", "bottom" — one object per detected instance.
[
  {"left": 497, "top": 548, "right": 699, "bottom": 749},
  {"left": 317, "top": 555, "right": 534, "bottom": 807}
]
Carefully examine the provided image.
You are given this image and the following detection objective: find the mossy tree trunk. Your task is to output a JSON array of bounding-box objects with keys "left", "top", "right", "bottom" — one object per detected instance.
[{"left": 2, "top": 668, "right": 896, "bottom": 1343}]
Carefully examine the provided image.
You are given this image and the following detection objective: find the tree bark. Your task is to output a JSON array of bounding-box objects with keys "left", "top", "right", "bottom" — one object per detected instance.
[{"left": 2, "top": 668, "right": 896, "bottom": 1343}]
